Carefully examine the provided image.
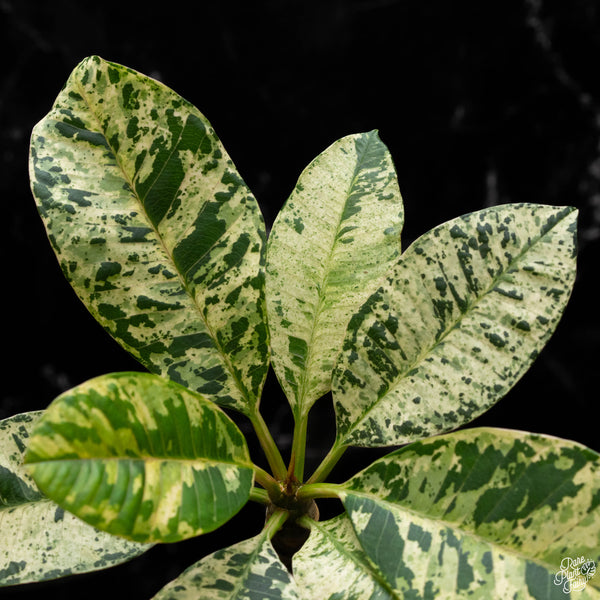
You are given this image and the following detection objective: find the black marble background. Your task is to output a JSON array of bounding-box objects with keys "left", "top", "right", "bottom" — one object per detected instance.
[{"left": 2, "top": 1, "right": 599, "bottom": 598}]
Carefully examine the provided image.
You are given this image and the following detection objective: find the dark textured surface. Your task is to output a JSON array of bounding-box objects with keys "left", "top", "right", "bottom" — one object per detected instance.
[{"left": 2, "top": 1, "right": 599, "bottom": 597}]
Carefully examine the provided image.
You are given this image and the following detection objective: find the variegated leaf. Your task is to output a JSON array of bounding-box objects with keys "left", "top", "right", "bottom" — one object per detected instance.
[
  {"left": 0, "top": 411, "right": 151, "bottom": 586},
  {"left": 293, "top": 513, "right": 395, "bottom": 599},
  {"left": 266, "top": 131, "right": 403, "bottom": 417},
  {"left": 152, "top": 526, "right": 299, "bottom": 599},
  {"left": 24, "top": 373, "right": 254, "bottom": 543},
  {"left": 333, "top": 203, "right": 577, "bottom": 447},
  {"left": 29, "top": 56, "right": 269, "bottom": 414},
  {"left": 340, "top": 428, "right": 600, "bottom": 599}
]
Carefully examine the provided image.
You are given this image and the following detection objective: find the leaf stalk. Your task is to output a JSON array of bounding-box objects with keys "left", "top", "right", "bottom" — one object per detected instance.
[
  {"left": 249, "top": 409, "right": 287, "bottom": 480},
  {"left": 288, "top": 414, "right": 309, "bottom": 482},
  {"left": 296, "top": 482, "right": 343, "bottom": 501},
  {"left": 263, "top": 507, "right": 290, "bottom": 540},
  {"left": 306, "top": 442, "right": 347, "bottom": 484},
  {"left": 253, "top": 465, "right": 282, "bottom": 499},
  {"left": 248, "top": 487, "right": 270, "bottom": 505}
]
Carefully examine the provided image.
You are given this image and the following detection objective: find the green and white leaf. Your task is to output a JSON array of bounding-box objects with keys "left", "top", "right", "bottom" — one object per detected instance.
[
  {"left": 29, "top": 55, "right": 269, "bottom": 414},
  {"left": 25, "top": 373, "right": 254, "bottom": 543},
  {"left": 0, "top": 411, "right": 151, "bottom": 586},
  {"left": 152, "top": 521, "right": 299, "bottom": 599},
  {"left": 340, "top": 427, "right": 600, "bottom": 599},
  {"left": 294, "top": 513, "right": 395, "bottom": 599},
  {"left": 333, "top": 203, "right": 577, "bottom": 447},
  {"left": 266, "top": 131, "right": 403, "bottom": 416}
]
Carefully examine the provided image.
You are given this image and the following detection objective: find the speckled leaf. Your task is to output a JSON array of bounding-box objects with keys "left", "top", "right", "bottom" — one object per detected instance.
[
  {"left": 24, "top": 373, "right": 254, "bottom": 543},
  {"left": 266, "top": 131, "right": 403, "bottom": 416},
  {"left": 334, "top": 204, "right": 577, "bottom": 447},
  {"left": 0, "top": 411, "right": 151, "bottom": 586},
  {"left": 152, "top": 530, "right": 299, "bottom": 599},
  {"left": 29, "top": 56, "right": 269, "bottom": 414},
  {"left": 293, "top": 513, "right": 395, "bottom": 599},
  {"left": 341, "top": 428, "right": 600, "bottom": 599}
]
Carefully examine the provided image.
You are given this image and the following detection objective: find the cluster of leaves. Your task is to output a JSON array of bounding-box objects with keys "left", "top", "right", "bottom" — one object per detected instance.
[{"left": 1, "top": 56, "right": 599, "bottom": 599}]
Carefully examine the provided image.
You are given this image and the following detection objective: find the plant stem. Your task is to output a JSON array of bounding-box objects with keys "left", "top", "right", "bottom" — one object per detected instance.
[
  {"left": 249, "top": 409, "right": 287, "bottom": 480},
  {"left": 296, "top": 482, "right": 343, "bottom": 501},
  {"left": 306, "top": 441, "right": 347, "bottom": 484},
  {"left": 288, "top": 413, "right": 309, "bottom": 482}
]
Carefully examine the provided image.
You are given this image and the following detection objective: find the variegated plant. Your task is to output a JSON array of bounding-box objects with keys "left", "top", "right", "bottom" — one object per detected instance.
[{"left": 2, "top": 55, "right": 598, "bottom": 598}]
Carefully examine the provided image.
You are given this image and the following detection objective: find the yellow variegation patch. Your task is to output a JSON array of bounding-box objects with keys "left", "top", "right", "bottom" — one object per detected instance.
[{"left": 24, "top": 373, "right": 254, "bottom": 543}]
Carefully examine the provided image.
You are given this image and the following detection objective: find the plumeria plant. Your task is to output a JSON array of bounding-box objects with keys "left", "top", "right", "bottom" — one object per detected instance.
[{"left": 1, "top": 56, "right": 599, "bottom": 599}]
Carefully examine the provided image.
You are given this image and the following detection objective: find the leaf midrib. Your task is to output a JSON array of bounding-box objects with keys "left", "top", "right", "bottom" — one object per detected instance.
[
  {"left": 341, "top": 207, "right": 574, "bottom": 442},
  {"left": 27, "top": 454, "right": 253, "bottom": 469}
]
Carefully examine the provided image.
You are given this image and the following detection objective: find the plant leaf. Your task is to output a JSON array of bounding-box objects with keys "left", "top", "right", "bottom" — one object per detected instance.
[
  {"left": 333, "top": 203, "right": 577, "bottom": 447},
  {"left": 24, "top": 373, "right": 254, "bottom": 543},
  {"left": 266, "top": 131, "right": 403, "bottom": 416},
  {"left": 340, "top": 428, "right": 600, "bottom": 598},
  {"left": 0, "top": 411, "right": 151, "bottom": 586},
  {"left": 293, "top": 513, "right": 396, "bottom": 599},
  {"left": 29, "top": 56, "right": 269, "bottom": 414},
  {"left": 152, "top": 530, "right": 299, "bottom": 599}
]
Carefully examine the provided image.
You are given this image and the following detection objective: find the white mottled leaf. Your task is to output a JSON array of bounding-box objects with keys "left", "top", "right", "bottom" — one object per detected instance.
[
  {"left": 152, "top": 526, "right": 299, "bottom": 599},
  {"left": 334, "top": 203, "right": 577, "bottom": 447},
  {"left": 341, "top": 428, "right": 600, "bottom": 599},
  {"left": 0, "top": 411, "right": 151, "bottom": 586},
  {"left": 294, "top": 513, "right": 394, "bottom": 599},
  {"left": 30, "top": 56, "right": 269, "bottom": 414},
  {"left": 266, "top": 131, "right": 403, "bottom": 417}
]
